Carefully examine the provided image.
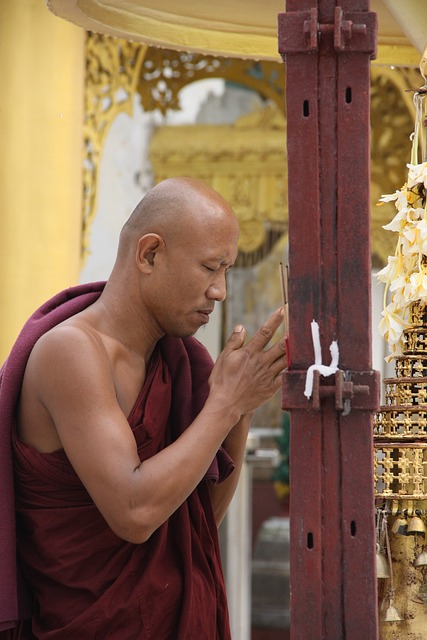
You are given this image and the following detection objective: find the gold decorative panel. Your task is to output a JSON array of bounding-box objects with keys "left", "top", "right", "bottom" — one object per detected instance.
[
  {"left": 83, "top": 34, "right": 147, "bottom": 259},
  {"left": 375, "top": 302, "right": 427, "bottom": 498},
  {"left": 149, "top": 103, "right": 288, "bottom": 255},
  {"left": 83, "top": 34, "right": 423, "bottom": 268},
  {"left": 370, "top": 66, "right": 423, "bottom": 268},
  {"left": 137, "top": 48, "right": 285, "bottom": 114},
  {"left": 375, "top": 407, "right": 427, "bottom": 441},
  {"left": 375, "top": 444, "right": 427, "bottom": 498}
]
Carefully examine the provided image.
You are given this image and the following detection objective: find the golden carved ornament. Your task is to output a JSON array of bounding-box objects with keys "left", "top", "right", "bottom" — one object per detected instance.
[
  {"left": 83, "top": 34, "right": 147, "bottom": 259},
  {"left": 83, "top": 34, "right": 422, "bottom": 267},
  {"left": 377, "top": 499, "right": 427, "bottom": 639},
  {"left": 375, "top": 300, "right": 427, "bottom": 499},
  {"left": 370, "top": 66, "right": 423, "bottom": 268},
  {"left": 375, "top": 444, "right": 427, "bottom": 498},
  {"left": 149, "top": 103, "right": 288, "bottom": 255},
  {"left": 137, "top": 47, "right": 285, "bottom": 114}
]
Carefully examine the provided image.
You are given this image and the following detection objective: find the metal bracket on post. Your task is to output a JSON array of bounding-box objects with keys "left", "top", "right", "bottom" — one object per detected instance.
[
  {"left": 282, "top": 369, "right": 380, "bottom": 415},
  {"left": 278, "top": 5, "right": 377, "bottom": 57}
]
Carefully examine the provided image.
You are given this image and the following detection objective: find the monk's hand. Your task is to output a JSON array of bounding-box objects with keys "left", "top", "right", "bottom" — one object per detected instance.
[{"left": 209, "top": 308, "right": 287, "bottom": 417}]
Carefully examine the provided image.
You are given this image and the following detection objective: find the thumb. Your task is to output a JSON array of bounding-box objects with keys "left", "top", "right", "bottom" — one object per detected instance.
[{"left": 225, "top": 324, "right": 246, "bottom": 350}]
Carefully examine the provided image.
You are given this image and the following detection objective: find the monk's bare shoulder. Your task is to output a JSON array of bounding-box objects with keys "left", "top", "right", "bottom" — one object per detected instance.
[
  {"left": 31, "top": 319, "right": 109, "bottom": 371},
  {"left": 26, "top": 319, "right": 113, "bottom": 393},
  {"left": 18, "top": 321, "right": 114, "bottom": 452}
]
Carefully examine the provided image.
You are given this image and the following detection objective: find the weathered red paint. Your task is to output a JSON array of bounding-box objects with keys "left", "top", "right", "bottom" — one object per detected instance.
[{"left": 278, "top": 2, "right": 379, "bottom": 638}]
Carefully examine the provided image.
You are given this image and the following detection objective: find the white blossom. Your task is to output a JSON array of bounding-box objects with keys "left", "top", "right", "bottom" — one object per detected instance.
[{"left": 377, "top": 160, "right": 427, "bottom": 358}]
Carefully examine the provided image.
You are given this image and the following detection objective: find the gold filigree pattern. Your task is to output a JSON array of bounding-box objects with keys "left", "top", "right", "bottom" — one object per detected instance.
[
  {"left": 375, "top": 297, "right": 427, "bottom": 500},
  {"left": 82, "top": 35, "right": 422, "bottom": 269},
  {"left": 83, "top": 33, "right": 147, "bottom": 258},
  {"left": 375, "top": 445, "right": 427, "bottom": 498},
  {"left": 375, "top": 249, "right": 427, "bottom": 633},
  {"left": 406, "top": 330, "right": 427, "bottom": 354},
  {"left": 410, "top": 300, "right": 427, "bottom": 327},
  {"left": 395, "top": 356, "right": 427, "bottom": 378},
  {"left": 370, "top": 66, "right": 423, "bottom": 268},
  {"left": 375, "top": 408, "right": 427, "bottom": 441},
  {"left": 377, "top": 500, "right": 427, "bottom": 638},
  {"left": 138, "top": 48, "right": 285, "bottom": 114},
  {"left": 384, "top": 380, "right": 427, "bottom": 407},
  {"left": 148, "top": 103, "right": 288, "bottom": 255}
]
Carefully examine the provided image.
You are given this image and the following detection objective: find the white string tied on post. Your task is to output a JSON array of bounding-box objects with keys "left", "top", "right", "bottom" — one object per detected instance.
[{"left": 304, "top": 320, "right": 340, "bottom": 399}]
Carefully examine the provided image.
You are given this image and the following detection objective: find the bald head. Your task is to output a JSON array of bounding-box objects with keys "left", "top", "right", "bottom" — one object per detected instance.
[
  {"left": 104, "top": 177, "right": 240, "bottom": 338},
  {"left": 118, "top": 177, "right": 237, "bottom": 259}
]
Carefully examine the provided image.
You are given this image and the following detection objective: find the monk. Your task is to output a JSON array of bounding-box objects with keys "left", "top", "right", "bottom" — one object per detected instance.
[{"left": 10, "top": 177, "right": 286, "bottom": 639}]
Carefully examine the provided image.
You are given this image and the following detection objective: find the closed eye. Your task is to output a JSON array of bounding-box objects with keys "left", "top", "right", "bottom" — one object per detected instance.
[{"left": 204, "top": 263, "right": 234, "bottom": 273}]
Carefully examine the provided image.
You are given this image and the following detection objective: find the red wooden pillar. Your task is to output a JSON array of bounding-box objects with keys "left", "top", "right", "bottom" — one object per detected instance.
[{"left": 279, "top": 2, "right": 380, "bottom": 638}]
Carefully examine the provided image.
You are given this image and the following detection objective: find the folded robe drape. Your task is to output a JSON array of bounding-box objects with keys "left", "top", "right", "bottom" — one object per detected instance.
[{"left": 0, "top": 282, "right": 234, "bottom": 639}]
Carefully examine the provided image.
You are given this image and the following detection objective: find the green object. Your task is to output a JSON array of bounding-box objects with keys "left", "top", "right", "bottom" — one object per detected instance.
[{"left": 272, "top": 412, "right": 290, "bottom": 486}]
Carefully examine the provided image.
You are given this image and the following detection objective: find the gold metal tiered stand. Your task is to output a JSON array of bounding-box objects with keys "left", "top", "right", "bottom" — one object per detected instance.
[
  {"left": 374, "top": 301, "right": 427, "bottom": 634},
  {"left": 375, "top": 301, "right": 427, "bottom": 500}
]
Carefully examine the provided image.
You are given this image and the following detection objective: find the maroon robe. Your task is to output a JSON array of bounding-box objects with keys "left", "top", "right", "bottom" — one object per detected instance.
[{"left": 1, "top": 283, "right": 234, "bottom": 639}]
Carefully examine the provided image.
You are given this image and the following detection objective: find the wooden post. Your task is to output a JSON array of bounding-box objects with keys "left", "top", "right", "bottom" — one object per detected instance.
[{"left": 279, "top": 2, "right": 380, "bottom": 637}]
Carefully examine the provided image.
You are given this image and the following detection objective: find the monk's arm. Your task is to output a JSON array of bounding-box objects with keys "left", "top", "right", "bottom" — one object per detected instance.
[
  {"left": 207, "top": 413, "right": 253, "bottom": 527},
  {"left": 24, "top": 310, "right": 285, "bottom": 544},
  {"left": 28, "top": 332, "right": 240, "bottom": 544}
]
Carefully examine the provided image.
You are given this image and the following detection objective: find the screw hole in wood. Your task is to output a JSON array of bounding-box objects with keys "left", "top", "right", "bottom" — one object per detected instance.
[{"left": 307, "top": 531, "right": 314, "bottom": 549}]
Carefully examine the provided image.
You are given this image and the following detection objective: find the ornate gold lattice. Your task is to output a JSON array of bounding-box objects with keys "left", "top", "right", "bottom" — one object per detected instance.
[
  {"left": 83, "top": 34, "right": 147, "bottom": 259},
  {"left": 374, "top": 405, "right": 427, "bottom": 440},
  {"left": 83, "top": 34, "right": 422, "bottom": 267},
  {"left": 137, "top": 47, "right": 285, "bottom": 114},
  {"left": 370, "top": 66, "right": 423, "bottom": 268},
  {"left": 375, "top": 302, "right": 427, "bottom": 498},
  {"left": 148, "top": 102, "right": 288, "bottom": 256},
  {"left": 375, "top": 444, "right": 427, "bottom": 498}
]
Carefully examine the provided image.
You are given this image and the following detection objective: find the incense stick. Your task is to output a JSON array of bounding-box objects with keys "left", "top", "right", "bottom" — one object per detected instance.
[
  {"left": 279, "top": 262, "right": 291, "bottom": 367},
  {"left": 279, "top": 262, "right": 289, "bottom": 332}
]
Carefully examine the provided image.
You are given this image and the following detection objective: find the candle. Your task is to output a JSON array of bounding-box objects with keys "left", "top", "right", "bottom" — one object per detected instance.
[{"left": 304, "top": 320, "right": 339, "bottom": 399}]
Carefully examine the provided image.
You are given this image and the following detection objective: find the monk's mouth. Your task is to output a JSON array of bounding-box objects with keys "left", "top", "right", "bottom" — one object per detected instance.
[{"left": 197, "top": 311, "right": 212, "bottom": 323}]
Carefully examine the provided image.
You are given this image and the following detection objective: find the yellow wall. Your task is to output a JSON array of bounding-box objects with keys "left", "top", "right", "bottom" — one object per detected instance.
[{"left": 0, "top": 0, "right": 85, "bottom": 363}]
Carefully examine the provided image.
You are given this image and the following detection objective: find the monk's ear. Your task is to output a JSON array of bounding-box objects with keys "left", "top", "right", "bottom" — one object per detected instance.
[{"left": 135, "top": 233, "right": 165, "bottom": 273}]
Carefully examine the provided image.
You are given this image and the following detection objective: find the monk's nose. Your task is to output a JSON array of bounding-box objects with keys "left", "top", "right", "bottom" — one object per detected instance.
[{"left": 207, "top": 278, "right": 227, "bottom": 302}]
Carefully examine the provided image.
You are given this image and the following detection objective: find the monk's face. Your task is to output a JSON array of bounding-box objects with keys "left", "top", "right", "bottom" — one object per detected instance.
[{"left": 148, "top": 206, "right": 239, "bottom": 338}]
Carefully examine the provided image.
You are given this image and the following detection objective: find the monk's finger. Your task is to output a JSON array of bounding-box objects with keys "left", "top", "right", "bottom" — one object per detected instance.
[
  {"left": 222, "top": 323, "right": 247, "bottom": 353},
  {"left": 269, "top": 341, "right": 288, "bottom": 375},
  {"left": 245, "top": 308, "right": 284, "bottom": 353}
]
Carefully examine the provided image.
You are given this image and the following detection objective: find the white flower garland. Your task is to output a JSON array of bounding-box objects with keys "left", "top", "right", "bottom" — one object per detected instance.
[{"left": 377, "top": 92, "right": 427, "bottom": 361}]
